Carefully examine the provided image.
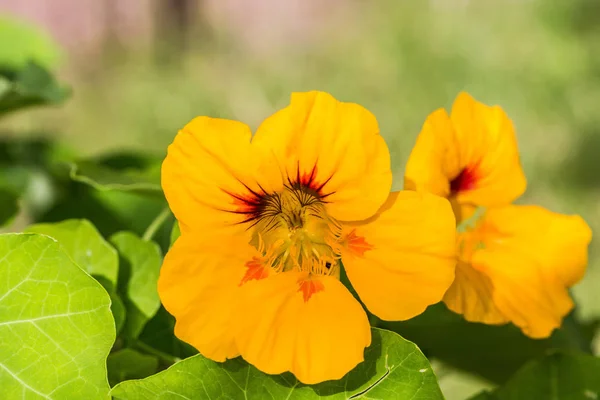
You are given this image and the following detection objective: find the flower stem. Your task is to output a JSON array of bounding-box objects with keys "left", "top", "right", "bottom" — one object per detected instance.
[
  {"left": 133, "top": 340, "right": 181, "bottom": 365},
  {"left": 142, "top": 207, "right": 171, "bottom": 242}
]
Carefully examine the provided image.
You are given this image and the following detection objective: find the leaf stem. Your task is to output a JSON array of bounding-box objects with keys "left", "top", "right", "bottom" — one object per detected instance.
[
  {"left": 142, "top": 207, "right": 171, "bottom": 242},
  {"left": 133, "top": 340, "right": 181, "bottom": 365}
]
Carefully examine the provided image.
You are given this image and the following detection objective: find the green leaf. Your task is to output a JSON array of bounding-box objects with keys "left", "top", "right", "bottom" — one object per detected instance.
[
  {"left": 0, "top": 61, "right": 70, "bottom": 116},
  {"left": 111, "top": 328, "right": 443, "bottom": 400},
  {"left": 379, "top": 303, "right": 593, "bottom": 384},
  {"left": 25, "top": 219, "right": 119, "bottom": 289},
  {"left": 0, "top": 233, "right": 115, "bottom": 398},
  {"left": 69, "top": 160, "right": 162, "bottom": 194},
  {"left": 0, "top": 16, "right": 63, "bottom": 69},
  {"left": 0, "top": 188, "right": 18, "bottom": 227},
  {"left": 469, "top": 352, "right": 600, "bottom": 400},
  {"left": 107, "top": 349, "right": 159, "bottom": 387},
  {"left": 111, "top": 231, "right": 162, "bottom": 339},
  {"left": 137, "top": 306, "right": 197, "bottom": 360}
]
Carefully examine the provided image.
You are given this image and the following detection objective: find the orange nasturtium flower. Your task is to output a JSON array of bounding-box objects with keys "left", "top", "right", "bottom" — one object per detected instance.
[
  {"left": 158, "top": 91, "right": 457, "bottom": 384},
  {"left": 405, "top": 92, "right": 592, "bottom": 338}
]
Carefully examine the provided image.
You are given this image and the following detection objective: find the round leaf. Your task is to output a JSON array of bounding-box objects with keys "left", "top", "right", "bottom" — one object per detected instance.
[
  {"left": 0, "top": 233, "right": 115, "bottom": 398},
  {"left": 111, "top": 328, "right": 443, "bottom": 399},
  {"left": 111, "top": 231, "right": 162, "bottom": 339},
  {"left": 25, "top": 219, "right": 119, "bottom": 289}
]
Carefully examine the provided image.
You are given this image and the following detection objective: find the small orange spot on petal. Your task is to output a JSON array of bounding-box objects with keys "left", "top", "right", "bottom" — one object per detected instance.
[
  {"left": 345, "top": 229, "right": 374, "bottom": 257},
  {"left": 298, "top": 279, "right": 325, "bottom": 302},
  {"left": 240, "top": 257, "right": 270, "bottom": 286}
]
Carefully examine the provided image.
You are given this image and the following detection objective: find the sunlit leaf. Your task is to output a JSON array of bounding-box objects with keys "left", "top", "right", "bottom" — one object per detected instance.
[
  {"left": 0, "top": 233, "right": 115, "bottom": 398},
  {"left": 111, "top": 328, "right": 443, "bottom": 399},
  {"left": 25, "top": 219, "right": 119, "bottom": 289},
  {"left": 111, "top": 231, "right": 162, "bottom": 339},
  {"left": 0, "top": 188, "right": 18, "bottom": 227},
  {"left": 107, "top": 349, "right": 159, "bottom": 387},
  {"left": 468, "top": 352, "right": 600, "bottom": 400}
]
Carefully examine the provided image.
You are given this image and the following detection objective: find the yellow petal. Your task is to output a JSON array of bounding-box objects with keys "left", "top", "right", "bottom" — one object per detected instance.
[
  {"left": 341, "top": 191, "right": 456, "bottom": 321},
  {"left": 404, "top": 108, "right": 461, "bottom": 197},
  {"left": 473, "top": 250, "right": 574, "bottom": 339},
  {"left": 161, "top": 116, "right": 283, "bottom": 231},
  {"left": 404, "top": 92, "right": 526, "bottom": 222},
  {"left": 443, "top": 261, "right": 509, "bottom": 325},
  {"left": 158, "top": 233, "right": 258, "bottom": 362},
  {"left": 446, "top": 205, "right": 591, "bottom": 338},
  {"left": 449, "top": 92, "right": 526, "bottom": 207},
  {"left": 252, "top": 91, "right": 392, "bottom": 222},
  {"left": 233, "top": 271, "right": 371, "bottom": 384},
  {"left": 481, "top": 205, "right": 592, "bottom": 287}
]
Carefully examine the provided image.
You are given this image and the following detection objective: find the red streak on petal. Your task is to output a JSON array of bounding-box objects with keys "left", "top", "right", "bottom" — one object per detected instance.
[
  {"left": 239, "top": 257, "right": 269, "bottom": 286},
  {"left": 346, "top": 229, "right": 374, "bottom": 257},
  {"left": 298, "top": 279, "right": 325, "bottom": 302},
  {"left": 450, "top": 167, "right": 478, "bottom": 193}
]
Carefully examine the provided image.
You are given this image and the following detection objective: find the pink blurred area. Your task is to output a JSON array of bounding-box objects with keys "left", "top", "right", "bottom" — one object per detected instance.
[{"left": 0, "top": 0, "right": 344, "bottom": 57}]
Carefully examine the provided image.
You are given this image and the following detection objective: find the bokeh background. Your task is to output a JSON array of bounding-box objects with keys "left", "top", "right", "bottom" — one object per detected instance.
[{"left": 1, "top": 1, "right": 599, "bottom": 398}]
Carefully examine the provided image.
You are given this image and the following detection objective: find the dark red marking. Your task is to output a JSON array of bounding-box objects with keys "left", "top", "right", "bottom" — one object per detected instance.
[
  {"left": 450, "top": 166, "right": 478, "bottom": 193},
  {"left": 288, "top": 162, "right": 334, "bottom": 201}
]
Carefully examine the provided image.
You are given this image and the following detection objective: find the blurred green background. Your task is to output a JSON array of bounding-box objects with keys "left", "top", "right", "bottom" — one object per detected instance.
[{"left": 1, "top": 0, "right": 600, "bottom": 398}]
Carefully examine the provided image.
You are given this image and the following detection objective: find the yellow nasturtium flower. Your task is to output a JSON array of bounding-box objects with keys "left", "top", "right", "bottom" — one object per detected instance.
[
  {"left": 159, "top": 91, "right": 457, "bottom": 384},
  {"left": 405, "top": 92, "right": 592, "bottom": 338}
]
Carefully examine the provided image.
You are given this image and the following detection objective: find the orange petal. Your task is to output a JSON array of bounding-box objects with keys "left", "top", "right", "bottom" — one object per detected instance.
[
  {"left": 449, "top": 92, "right": 527, "bottom": 207},
  {"left": 446, "top": 205, "right": 591, "bottom": 338},
  {"left": 341, "top": 191, "right": 456, "bottom": 321},
  {"left": 404, "top": 93, "right": 526, "bottom": 222},
  {"left": 161, "top": 116, "right": 282, "bottom": 232},
  {"left": 158, "top": 233, "right": 258, "bottom": 361},
  {"left": 480, "top": 205, "right": 592, "bottom": 287},
  {"left": 252, "top": 91, "right": 392, "bottom": 222},
  {"left": 443, "top": 261, "right": 509, "bottom": 325},
  {"left": 233, "top": 271, "right": 371, "bottom": 384},
  {"left": 404, "top": 108, "right": 461, "bottom": 197}
]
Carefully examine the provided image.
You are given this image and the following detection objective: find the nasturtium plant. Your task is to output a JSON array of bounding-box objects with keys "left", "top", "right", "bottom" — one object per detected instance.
[
  {"left": 111, "top": 328, "right": 443, "bottom": 400},
  {"left": 3, "top": 13, "right": 600, "bottom": 399},
  {"left": 0, "top": 233, "right": 115, "bottom": 399}
]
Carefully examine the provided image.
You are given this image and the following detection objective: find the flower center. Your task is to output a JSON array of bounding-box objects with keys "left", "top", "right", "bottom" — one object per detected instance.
[{"left": 249, "top": 186, "right": 342, "bottom": 277}]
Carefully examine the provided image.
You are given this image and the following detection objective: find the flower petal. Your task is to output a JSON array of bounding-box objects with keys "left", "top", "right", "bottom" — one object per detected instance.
[
  {"left": 443, "top": 261, "right": 509, "bottom": 325},
  {"left": 404, "top": 108, "right": 461, "bottom": 197},
  {"left": 449, "top": 92, "right": 526, "bottom": 206},
  {"left": 404, "top": 93, "right": 526, "bottom": 218},
  {"left": 472, "top": 250, "right": 574, "bottom": 339},
  {"left": 161, "top": 116, "right": 282, "bottom": 231},
  {"left": 252, "top": 91, "right": 392, "bottom": 221},
  {"left": 446, "top": 205, "right": 591, "bottom": 338},
  {"left": 480, "top": 205, "right": 591, "bottom": 287},
  {"left": 233, "top": 271, "right": 371, "bottom": 384},
  {"left": 158, "top": 233, "right": 258, "bottom": 362},
  {"left": 341, "top": 191, "right": 456, "bottom": 321}
]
